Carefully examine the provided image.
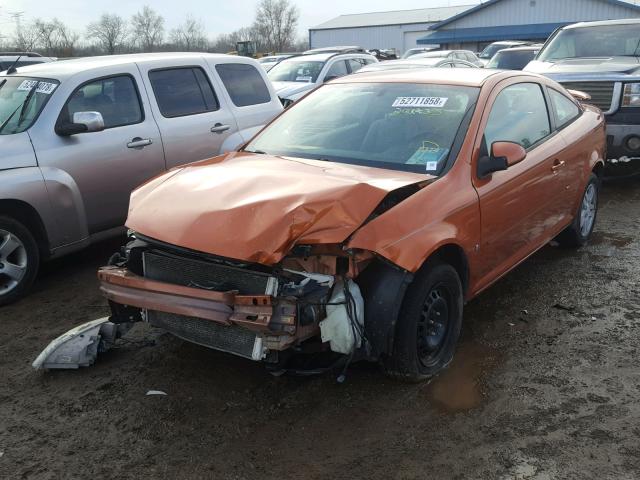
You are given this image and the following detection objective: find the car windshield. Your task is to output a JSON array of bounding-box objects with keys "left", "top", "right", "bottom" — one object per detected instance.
[
  {"left": 486, "top": 50, "right": 537, "bottom": 69},
  {"left": 539, "top": 24, "right": 640, "bottom": 61},
  {"left": 0, "top": 76, "right": 59, "bottom": 135},
  {"left": 245, "top": 82, "right": 479, "bottom": 175},
  {"left": 268, "top": 60, "right": 324, "bottom": 83},
  {"left": 480, "top": 44, "right": 510, "bottom": 59}
]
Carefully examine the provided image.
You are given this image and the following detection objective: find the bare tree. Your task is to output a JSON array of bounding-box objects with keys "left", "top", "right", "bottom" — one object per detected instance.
[
  {"left": 87, "top": 13, "right": 128, "bottom": 54},
  {"left": 131, "top": 6, "right": 165, "bottom": 52},
  {"left": 252, "top": 0, "right": 299, "bottom": 52},
  {"left": 33, "top": 18, "right": 79, "bottom": 56},
  {"left": 12, "top": 23, "right": 40, "bottom": 52},
  {"left": 170, "top": 15, "right": 208, "bottom": 51}
]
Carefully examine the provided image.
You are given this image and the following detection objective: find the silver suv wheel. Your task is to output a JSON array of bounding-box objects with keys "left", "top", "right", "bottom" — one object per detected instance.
[{"left": 0, "top": 229, "right": 28, "bottom": 296}]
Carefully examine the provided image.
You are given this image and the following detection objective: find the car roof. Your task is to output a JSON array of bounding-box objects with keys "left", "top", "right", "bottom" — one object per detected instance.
[
  {"left": 495, "top": 46, "right": 539, "bottom": 53},
  {"left": 280, "top": 52, "right": 375, "bottom": 62},
  {"left": 564, "top": 18, "right": 640, "bottom": 29},
  {"left": 0, "top": 56, "right": 51, "bottom": 62},
  {"left": 334, "top": 67, "right": 510, "bottom": 87},
  {"left": 0, "top": 52, "right": 256, "bottom": 81}
]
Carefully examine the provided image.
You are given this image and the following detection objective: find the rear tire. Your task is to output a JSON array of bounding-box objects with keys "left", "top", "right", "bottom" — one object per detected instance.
[
  {"left": 385, "top": 260, "right": 463, "bottom": 382},
  {"left": 556, "top": 173, "right": 599, "bottom": 248},
  {"left": 0, "top": 215, "right": 40, "bottom": 306}
]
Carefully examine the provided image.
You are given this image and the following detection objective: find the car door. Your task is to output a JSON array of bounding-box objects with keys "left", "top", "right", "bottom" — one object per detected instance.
[
  {"left": 31, "top": 67, "right": 166, "bottom": 234},
  {"left": 547, "top": 87, "right": 584, "bottom": 207},
  {"left": 320, "top": 59, "right": 349, "bottom": 83},
  {"left": 138, "top": 59, "right": 238, "bottom": 169},
  {"left": 472, "top": 80, "right": 568, "bottom": 289}
]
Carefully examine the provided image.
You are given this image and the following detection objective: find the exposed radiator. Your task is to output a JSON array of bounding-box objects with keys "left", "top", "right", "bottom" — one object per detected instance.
[
  {"left": 148, "top": 310, "right": 263, "bottom": 360},
  {"left": 142, "top": 249, "right": 277, "bottom": 295}
]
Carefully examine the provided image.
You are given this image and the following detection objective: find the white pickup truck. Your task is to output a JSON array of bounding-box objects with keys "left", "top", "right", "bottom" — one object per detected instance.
[{"left": 0, "top": 53, "right": 283, "bottom": 304}]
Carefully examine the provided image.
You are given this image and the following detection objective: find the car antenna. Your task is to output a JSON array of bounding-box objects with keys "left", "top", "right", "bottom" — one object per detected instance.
[{"left": 5, "top": 55, "right": 23, "bottom": 74}]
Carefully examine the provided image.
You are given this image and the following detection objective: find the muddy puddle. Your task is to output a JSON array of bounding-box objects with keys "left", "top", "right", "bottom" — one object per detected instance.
[
  {"left": 427, "top": 341, "right": 501, "bottom": 413},
  {"left": 589, "top": 232, "right": 633, "bottom": 248}
]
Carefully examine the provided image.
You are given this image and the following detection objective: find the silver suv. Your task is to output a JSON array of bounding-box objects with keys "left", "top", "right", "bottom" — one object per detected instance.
[
  {"left": 0, "top": 53, "right": 283, "bottom": 304},
  {"left": 268, "top": 50, "right": 378, "bottom": 105}
]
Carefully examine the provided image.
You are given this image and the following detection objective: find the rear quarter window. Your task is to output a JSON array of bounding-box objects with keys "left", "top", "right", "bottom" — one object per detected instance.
[
  {"left": 215, "top": 63, "right": 271, "bottom": 107},
  {"left": 549, "top": 88, "right": 581, "bottom": 128},
  {"left": 149, "top": 67, "right": 219, "bottom": 118}
]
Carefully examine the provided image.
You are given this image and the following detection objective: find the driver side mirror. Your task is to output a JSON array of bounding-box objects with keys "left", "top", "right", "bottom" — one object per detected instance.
[
  {"left": 56, "top": 111, "right": 105, "bottom": 136},
  {"left": 477, "top": 141, "right": 527, "bottom": 178}
]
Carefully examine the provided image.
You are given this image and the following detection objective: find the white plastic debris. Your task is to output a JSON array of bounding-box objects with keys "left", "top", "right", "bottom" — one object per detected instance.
[
  {"left": 32, "top": 317, "right": 129, "bottom": 370},
  {"left": 146, "top": 390, "right": 167, "bottom": 396},
  {"left": 319, "top": 278, "right": 364, "bottom": 355}
]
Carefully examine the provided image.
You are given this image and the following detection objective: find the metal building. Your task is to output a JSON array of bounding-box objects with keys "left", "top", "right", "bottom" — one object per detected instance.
[
  {"left": 308, "top": 5, "right": 474, "bottom": 55},
  {"left": 418, "top": 0, "right": 640, "bottom": 52}
]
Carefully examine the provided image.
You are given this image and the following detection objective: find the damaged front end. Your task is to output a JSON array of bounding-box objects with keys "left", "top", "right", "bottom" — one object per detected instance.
[{"left": 94, "top": 236, "right": 372, "bottom": 370}]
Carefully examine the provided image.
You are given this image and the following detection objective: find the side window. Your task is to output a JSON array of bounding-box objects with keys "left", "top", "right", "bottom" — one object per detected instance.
[
  {"left": 454, "top": 52, "right": 466, "bottom": 60},
  {"left": 549, "top": 88, "right": 580, "bottom": 128},
  {"left": 485, "top": 83, "right": 551, "bottom": 150},
  {"left": 325, "top": 60, "right": 349, "bottom": 80},
  {"left": 215, "top": 63, "right": 271, "bottom": 107},
  {"left": 465, "top": 52, "right": 477, "bottom": 62},
  {"left": 348, "top": 58, "right": 367, "bottom": 73},
  {"left": 60, "top": 75, "right": 142, "bottom": 129},
  {"left": 149, "top": 67, "right": 219, "bottom": 118}
]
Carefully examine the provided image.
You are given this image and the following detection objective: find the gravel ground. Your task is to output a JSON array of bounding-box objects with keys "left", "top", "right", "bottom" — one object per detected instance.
[{"left": 1, "top": 178, "right": 639, "bottom": 480}]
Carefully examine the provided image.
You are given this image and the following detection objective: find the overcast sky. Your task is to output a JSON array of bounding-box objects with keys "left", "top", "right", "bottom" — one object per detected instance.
[{"left": 0, "top": 0, "right": 479, "bottom": 41}]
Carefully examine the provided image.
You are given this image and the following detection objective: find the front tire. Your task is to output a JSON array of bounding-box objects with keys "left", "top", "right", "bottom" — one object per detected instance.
[
  {"left": 556, "top": 173, "right": 599, "bottom": 248},
  {"left": 385, "top": 261, "right": 463, "bottom": 382},
  {"left": 0, "top": 215, "right": 40, "bottom": 306}
]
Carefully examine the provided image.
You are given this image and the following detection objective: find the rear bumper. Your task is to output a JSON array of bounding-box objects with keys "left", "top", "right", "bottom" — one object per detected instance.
[{"left": 98, "top": 266, "right": 317, "bottom": 359}]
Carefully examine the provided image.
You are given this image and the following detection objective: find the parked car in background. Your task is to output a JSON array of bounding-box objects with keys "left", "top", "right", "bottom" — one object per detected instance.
[
  {"left": 412, "top": 50, "right": 483, "bottom": 67},
  {"left": 525, "top": 18, "right": 640, "bottom": 175},
  {"left": 91, "top": 68, "right": 605, "bottom": 381},
  {"left": 485, "top": 45, "right": 542, "bottom": 70},
  {"left": 402, "top": 47, "right": 438, "bottom": 59},
  {"left": 367, "top": 49, "right": 398, "bottom": 61},
  {"left": 0, "top": 52, "right": 55, "bottom": 72},
  {"left": 268, "top": 50, "right": 378, "bottom": 105},
  {"left": 258, "top": 54, "right": 295, "bottom": 72},
  {"left": 0, "top": 53, "right": 283, "bottom": 304},
  {"left": 356, "top": 57, "right": 477, "bottom": 73},
  {"left": 478, "top": 41, "right": 530, "bottom": 66}
]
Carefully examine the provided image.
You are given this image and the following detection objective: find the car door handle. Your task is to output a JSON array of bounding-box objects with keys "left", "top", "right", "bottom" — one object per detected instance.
[
  {"left": 127, "top": 137, "right": 153, "bottom": 148},
  {"left": 211, "top": 123, "right": 231, "bottom": 134},
  {"left": 551, "top": 159, "right": 566, "bottom": 172}
]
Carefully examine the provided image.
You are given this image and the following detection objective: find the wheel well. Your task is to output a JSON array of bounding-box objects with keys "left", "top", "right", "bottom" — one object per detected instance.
[
  {"left": 429, "top": 244, "right": 469, "bottom": 295},
  {"left": 592, "top": 162, "right": 605, "bottom": 178},
  {"left": 0, "top": 200, "right": 50, "bottom": 257}
]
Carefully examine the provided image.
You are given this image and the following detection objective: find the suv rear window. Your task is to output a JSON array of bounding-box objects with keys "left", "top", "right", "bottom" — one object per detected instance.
[
  {"left": 149, "top": 67, "right": 219, "bottom": 117},
  {"left": 215, "top": 63, "right": 271, "bottom": 107}
]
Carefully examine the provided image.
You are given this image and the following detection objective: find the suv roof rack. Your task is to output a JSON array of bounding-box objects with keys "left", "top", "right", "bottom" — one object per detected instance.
[
  {"left": 303, "top": 46, "right": 365, "bottom": 55},
  {"left": 0, "top": 52, "right": 43, "bottom": 57}
]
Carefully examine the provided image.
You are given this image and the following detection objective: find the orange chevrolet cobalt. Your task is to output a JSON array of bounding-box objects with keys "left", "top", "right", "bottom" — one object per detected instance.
[{"left": 98, "top": 69, "right": 605, "bottom": 381}]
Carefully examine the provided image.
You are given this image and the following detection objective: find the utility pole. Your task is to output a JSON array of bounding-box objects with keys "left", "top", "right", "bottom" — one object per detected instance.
[{"left": 10, "top": 11, "right": 25, "bottom": 38}]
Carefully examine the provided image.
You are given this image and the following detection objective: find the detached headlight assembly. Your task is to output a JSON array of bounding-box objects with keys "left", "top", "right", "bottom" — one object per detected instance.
[{"left": 622, "top": 83, "right": 640, "bottom": 107}]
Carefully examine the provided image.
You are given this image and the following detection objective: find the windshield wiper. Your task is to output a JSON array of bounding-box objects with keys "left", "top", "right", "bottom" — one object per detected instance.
[
  {"left": 244, "top": 149, "right": 267, "bottom": 154},
  {"left": 0, "top": 82, "right": 38, "bottom": 134}
]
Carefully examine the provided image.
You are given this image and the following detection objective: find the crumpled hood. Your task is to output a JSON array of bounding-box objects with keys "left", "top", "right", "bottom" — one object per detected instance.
[
  {"left": 271, "top": 81, "right": 316, "bottom": 100},
  {"left": 525, "top": 57, "right": 640, "bottom": 77},
  {"left": 127, "top": 152, "right": 431, "bottom": 265}
]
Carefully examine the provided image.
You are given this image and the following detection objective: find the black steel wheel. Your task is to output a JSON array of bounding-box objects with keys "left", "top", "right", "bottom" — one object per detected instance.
[{"left": 385, "top": 260, "right": 463, "bottom": 382}]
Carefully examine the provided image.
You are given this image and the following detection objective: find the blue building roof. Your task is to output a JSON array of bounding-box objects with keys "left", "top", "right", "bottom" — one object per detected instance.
[
  {"left": 417, "top": 22, "right": 569, "bottom": 44},
  {"left": 427, "top": 0, "right": 640, "bottom": 31}
]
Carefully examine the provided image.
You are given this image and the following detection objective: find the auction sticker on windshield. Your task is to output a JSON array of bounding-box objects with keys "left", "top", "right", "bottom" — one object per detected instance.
[
  {"left": 17, "top": 80, "right": 57, "bottom": 95},
  {"left": 393, "top": 97, "right": 448, "bottom": 108}
]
